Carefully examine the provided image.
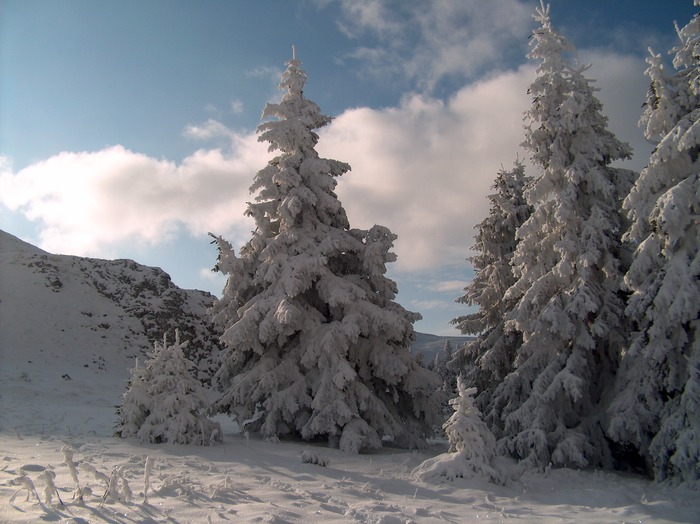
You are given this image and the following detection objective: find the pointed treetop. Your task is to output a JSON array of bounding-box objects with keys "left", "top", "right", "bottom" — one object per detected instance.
[
  {"left": 535, "top": 1, "right": 550, "bottom": 24},
  {"left": 292, "top": 43, "right": 296, "bottom": 61}
]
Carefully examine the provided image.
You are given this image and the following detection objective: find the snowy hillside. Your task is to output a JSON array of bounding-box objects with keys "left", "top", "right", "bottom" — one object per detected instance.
[
  {"left": 0, "top": 229, "right": 222, "bottom": 435},
  {"left": 1, "top": 229, "right": 698, "bottom": 523}
]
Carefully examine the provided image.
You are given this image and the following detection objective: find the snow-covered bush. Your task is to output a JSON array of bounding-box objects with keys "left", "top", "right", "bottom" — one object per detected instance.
[
  {"left": 116, "top": 331, "right": 222, "bottom": 445},
  {"left": 414, "top": 376, "right": 503, "bottom": 485},
  {"left": 209, "top": 49, "right": 443, "bottom": 453},
  {"left": 301, "top": 449, "right": 329, "bottom": 467}
]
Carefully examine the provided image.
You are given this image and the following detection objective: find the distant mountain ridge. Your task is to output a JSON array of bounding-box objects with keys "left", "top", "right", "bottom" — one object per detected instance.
[{"left": 412, "top": 331, "right": 472, "bottom": 365}]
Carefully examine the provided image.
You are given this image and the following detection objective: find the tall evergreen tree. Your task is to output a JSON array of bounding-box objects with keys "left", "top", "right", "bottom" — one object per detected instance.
[
  {"left": 427, "top": 340, "right": 458, "bottom": 405},
  {"left": 493, "top": 2, "right": 635, "bottom": 469},
  {"left": 209, "top": 50, "right": 442, "bottom": 453},
  {"left": 452, "top": 160, "right": 531, "bottom": 436},
  {"left": 608, "top": 4, "right": 700, "bottom": 484}
]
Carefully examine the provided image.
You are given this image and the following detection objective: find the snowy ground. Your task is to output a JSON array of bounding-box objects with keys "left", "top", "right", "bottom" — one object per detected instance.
[
  {"left": 1, "top": 230, "right": 699, "bottom": 523},
  {"left": 2, "top": 427, "right": 699, "bottom": 523},
  {"left": 2, "top": 339, "right": 698, "bottom": 524}
]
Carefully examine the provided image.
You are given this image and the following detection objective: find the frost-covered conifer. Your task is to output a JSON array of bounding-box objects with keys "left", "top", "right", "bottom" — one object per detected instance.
[
  {"left": 116, "top": 356, "right": 149, "bottom": 438},
  {"left": 608, "top": 5, "right": 700, "bottom": 484},
  {"left": 494, "top": 3, "right": 634, "bottom": 469},
  {"left": 429, "top": 340, "right": 458, "bottom": 396},
  {"left": 210, "top": 50, "right": 442, "bottom": 453},
  {"left": 452, "top": 160, "right": 531, "bottom": 436},
  {"left": 116, "top": 331, "right": 222, "bottom": 445},
  {"left": 414, "top": 375, "right": 501, "bottom": 484}
]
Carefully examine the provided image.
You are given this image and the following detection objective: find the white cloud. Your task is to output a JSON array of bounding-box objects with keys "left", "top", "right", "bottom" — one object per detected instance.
[
  {"left": 318, "top": 49, "right": 652, "bottom": 274},
  {"left": 0, "top": 136, "right": 269, "bottom": 258},
  {"left": 0, "top": 156, "right": 12, "bottom": 178},
  {"left": 247, "top": 65, "right": 284, "bottom": 82},
  {"left": 0, "top": 49, "right": 650, "bottom": 281},
  {"left": 183, "top": 119, "right": 237, "bottom": 141},
  {"left": 319, "top": 64, "right": 536, "bottom": 272},
  {"left": 334, "top": 0, "right": 402, "bottom": 38},
  {"left": 199, "top": 266, "right": 227, "bottom": 284},
  {"left": 201, "top": 100, "right": 245, "bottom": 118},
  {"left": 580, "top": 50, "right": 652, "bottom": 172}
]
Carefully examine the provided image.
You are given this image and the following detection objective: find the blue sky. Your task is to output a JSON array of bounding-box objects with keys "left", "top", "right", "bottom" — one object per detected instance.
[{"left": 1, "top": 0, "right": 695, "bottom": 335}]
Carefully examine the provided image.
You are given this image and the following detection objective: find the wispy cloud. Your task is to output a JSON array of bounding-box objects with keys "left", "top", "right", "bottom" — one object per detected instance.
[
  {"left": 231, "top": 99, "right": 245, "bottom": 114},
  {"left": 199, "top": 266, "right": 227, "bottom": 284},
  {"left": 183, "top": 119, "right": 237, "bottom": 141},
  {"left": 434, "top": 280, "right": 468, "bottom": 293},
  {"left": 328, "top": 0, "right": 533, "bottom": 92},
  {"left": 246, "top": 65, "right": 284, "bottom": 82},
  {"left": 410, "top": 299, "right": 450, "bottom": 311}
]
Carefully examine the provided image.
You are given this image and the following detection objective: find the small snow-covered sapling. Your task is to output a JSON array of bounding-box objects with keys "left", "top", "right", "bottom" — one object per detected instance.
[
  {"left": 39, "top": 469, "right": 63, "bottom": 506},
  {"left": 118, "top": 465, "right": 133, "bottom": 502},
  {"left": 62, "top": 446, "right": 83, "bottom": 502},
  {"left": 80, "top": 462, "right": 110, "bottom": 487},
  {"left": 101, "top": 465, "right": 132, "bottom": 504},
  {"left": 9, "top": 475, "right": 40, "bottom": 504},
  {"left": 143, "top": 456, "right": 154, "bottom": 503}
]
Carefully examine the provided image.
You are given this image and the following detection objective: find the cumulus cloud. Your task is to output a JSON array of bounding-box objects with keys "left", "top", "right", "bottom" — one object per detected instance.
[
  {"left": 318, "top": 50, "right": 652, "bottom": 274},
  {"left": 0, "top": 48, "right": 650, "bottom": 280},
  {"left": 319, "top": 64, "right": 536, "bottom": 272},
  {"left": 0, "top": 135, "right": 269, "bottom": 257}
]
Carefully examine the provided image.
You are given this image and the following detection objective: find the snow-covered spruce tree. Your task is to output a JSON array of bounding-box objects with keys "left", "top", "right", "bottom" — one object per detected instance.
[
  {"left": 429, "top": 340, "right": 458, "bottom": 396},
  {"left": 608, "top": 5, "right": 700, "bottom": 484},
  {"left": 451, "top": 160, "right": 531, "bottom": 436},
  {"left": 414, "top": 375, "right": 502, "bottom": 484},
  {"left": 116, "top": 331, "right": 222, "bottom": 445},
  {"left": 493, "top": 3, "right": 635, "bottom": 469},
  {"left": 209, "top": 50, "right": 442, "bottom": 453}
]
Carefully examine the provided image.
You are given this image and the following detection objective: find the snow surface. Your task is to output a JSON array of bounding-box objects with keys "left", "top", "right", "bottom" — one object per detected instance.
[{"left": 1, "top": 230, "right": 699, "bottom": 523}]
